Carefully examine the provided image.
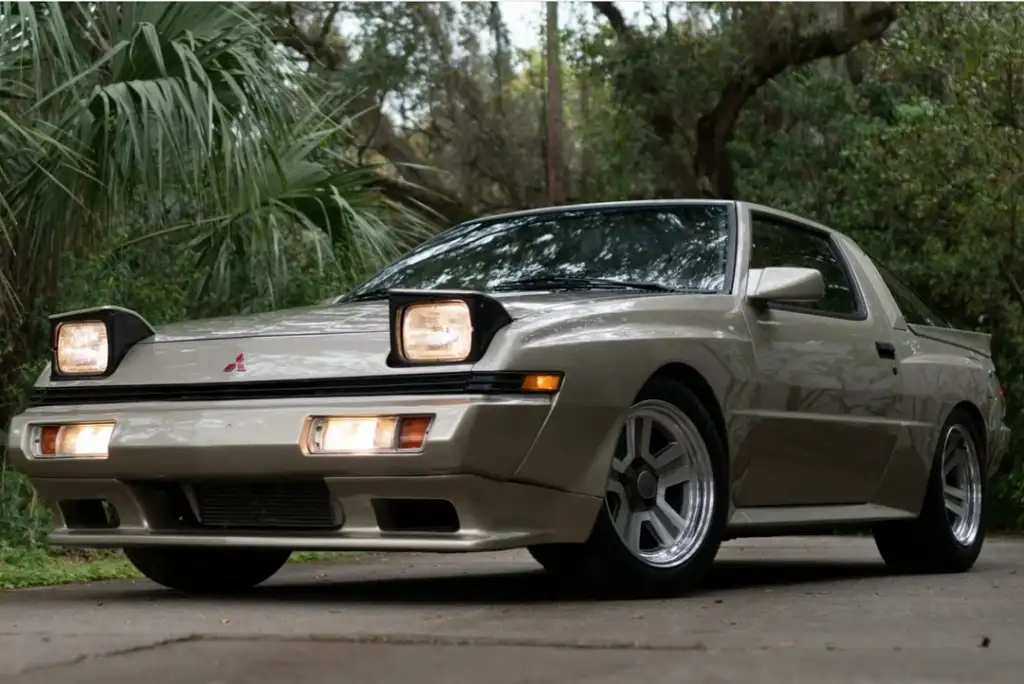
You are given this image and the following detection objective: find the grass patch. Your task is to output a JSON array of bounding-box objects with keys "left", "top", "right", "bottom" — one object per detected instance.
[
  {"left": 0, "top": 547, "right": 140, "bottom": 590},
  {"left": 0, "top": 547, "right": 358, "bottom": 591},
  {"left": 290, "top": 551, "right": 354, "bottom": 563}
]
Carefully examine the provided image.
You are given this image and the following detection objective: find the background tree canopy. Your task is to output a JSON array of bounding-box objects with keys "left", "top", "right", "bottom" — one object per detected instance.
[{"left": 4, "top": 1, "right": 1024, "bottom": 557}]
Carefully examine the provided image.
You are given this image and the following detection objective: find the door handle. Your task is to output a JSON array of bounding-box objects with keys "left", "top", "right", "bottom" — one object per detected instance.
[{"left": 875, "top": 341, "right": 896, "bottom": 360}]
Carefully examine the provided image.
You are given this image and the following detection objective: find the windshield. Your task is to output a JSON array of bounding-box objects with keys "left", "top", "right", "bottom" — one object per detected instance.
[{"left": 344, "top": 203, "right": 733, "bottom": 299}]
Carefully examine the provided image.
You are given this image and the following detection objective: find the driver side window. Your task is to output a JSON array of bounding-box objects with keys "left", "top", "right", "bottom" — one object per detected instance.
[{"left": 749, "top": 215, "right": 861, "bottom": 318}]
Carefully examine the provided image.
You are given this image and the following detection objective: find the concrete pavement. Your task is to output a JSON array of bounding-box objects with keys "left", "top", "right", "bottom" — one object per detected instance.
[{"left": 1, "top": 536, "right": 1023, "bottom": 683}]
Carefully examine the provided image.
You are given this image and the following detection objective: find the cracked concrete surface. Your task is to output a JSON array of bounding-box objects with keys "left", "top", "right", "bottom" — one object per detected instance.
[{"left": 1, "top": 536, "right": 1023, "bottom": 683}]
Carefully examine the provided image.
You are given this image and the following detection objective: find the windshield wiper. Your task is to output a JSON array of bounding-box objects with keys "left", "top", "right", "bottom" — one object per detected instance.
[
  {"left": 340, "top": 288, "right": 391, "bottom": 302},
  {"left": 491, "top": 276, "right": 682, "bottom": 293},
  {"left": 341, "top": 278, "right": 715, "bottom": 301}
]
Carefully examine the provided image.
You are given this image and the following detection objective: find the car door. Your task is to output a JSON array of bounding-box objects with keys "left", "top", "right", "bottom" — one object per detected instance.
[{"left": 733, "top": 210, "right": 902, "bottom": 507}]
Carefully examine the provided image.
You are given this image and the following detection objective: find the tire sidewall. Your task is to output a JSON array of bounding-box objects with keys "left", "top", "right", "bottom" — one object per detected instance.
[
  {"left": 584, "top": 377, "right": 729, "bottom": 594},
  {"left": 928, "top": 409, "right": 988, "bottom": 564}
]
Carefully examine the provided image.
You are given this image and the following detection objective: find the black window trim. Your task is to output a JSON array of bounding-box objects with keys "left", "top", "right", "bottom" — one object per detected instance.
[
  {"left": 748, "top": 210, "right": 869, "bottom": 322},
  {"left": 343, "top": 200, "right": 740, "bottom": 299}
]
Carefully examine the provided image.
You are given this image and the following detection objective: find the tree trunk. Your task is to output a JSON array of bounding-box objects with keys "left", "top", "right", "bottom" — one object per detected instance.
[
  {"left": 579, "top": 73, "right": 591, "bottom": 199},
  {"left": 545, "top": 1, "right": 566, "bottom": 205},
  {"left": 490, "top": 2, "right": 504, "bottom": 114}
]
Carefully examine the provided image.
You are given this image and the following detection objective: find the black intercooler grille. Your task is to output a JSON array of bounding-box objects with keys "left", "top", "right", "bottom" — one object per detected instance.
[
  {"left": 191, "top": 481, "right": 339, "bottom": 530},
  {"left": 30, "top": 371, "right": 555, "bottom": 407}
]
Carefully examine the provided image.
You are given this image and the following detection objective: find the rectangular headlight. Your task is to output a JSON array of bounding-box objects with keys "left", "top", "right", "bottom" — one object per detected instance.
[
  {"left": 33, "top": 423, "right": 115, "bottom": 459},
  {"left": 399, "top": 301, "right": 473, "bottom": 363},
  {"left": 55, "top": 321, "right": 109, "bottom": 375}
]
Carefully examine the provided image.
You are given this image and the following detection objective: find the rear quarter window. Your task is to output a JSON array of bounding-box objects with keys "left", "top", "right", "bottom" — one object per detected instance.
[{"left": 874, "top": 262, "right": 951, "bottom": 328}]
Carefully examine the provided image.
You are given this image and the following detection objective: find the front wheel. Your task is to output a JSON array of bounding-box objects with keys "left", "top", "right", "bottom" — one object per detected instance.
[
  {"left": 530, "top": 377, "right": 728, "bottom": 598},
  {"left": 124, "top": 546, "right": 291, "bottom": 593},
  {"left": 873, "top": 408, "right": 987, "bottom": 574}
]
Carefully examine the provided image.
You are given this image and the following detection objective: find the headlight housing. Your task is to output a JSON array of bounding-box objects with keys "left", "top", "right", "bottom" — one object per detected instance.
[
  {"left": 33, "top": 422, "right": 115, "bottom": 459},
  {"left": 399, "top": 301, "right": 474, "bottom": 363},
  {"left": 305, "top": 415, "right": 433, "bottom": 455},
  {"left": 385, "top": 290, "right": 513, "bottom": 367},
  {"left": 47, "top": 306, "right": 155, "bottom": 381},
  {"left": 55, "top": 321, "right": 109, "bottom": 375}
]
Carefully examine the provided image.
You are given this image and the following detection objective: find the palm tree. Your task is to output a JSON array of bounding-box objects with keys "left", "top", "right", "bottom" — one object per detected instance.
[{"left": 0, "top": 2, "right": 435, "bottom": 423}]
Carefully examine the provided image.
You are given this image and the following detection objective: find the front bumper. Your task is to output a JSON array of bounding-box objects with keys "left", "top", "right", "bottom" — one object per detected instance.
[
  {"left": 32, "top": 475, "right": 600, "bottom": 551},
  {"left": 7, "top": 395, "right": 551, "bottom": 479},
  {"left": 6, "top": 394, "right": 603, "bottom": 551}
]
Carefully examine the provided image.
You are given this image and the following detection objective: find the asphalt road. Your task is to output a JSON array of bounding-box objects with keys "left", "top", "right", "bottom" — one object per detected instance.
[{"left": 1, "top": 536, "right": 1023, "bottom": 683}]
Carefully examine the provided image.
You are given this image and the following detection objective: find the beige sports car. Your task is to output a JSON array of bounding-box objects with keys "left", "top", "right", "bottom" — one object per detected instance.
[{"left": 6, "top": 200, "right": 1010, "bottom": 597}]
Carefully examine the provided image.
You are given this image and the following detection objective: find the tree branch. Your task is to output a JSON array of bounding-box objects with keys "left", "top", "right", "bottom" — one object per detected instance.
[
  {"left": 357, "top": 91, "right": 388, "bottom": 165},
  {"left": 285, "top": 3, "right": 300, "bottom": 34},
  {"left": 695, "top": 2, "right": 898, "bottom": 198},
  {"left": 592, "top": 2, "right": 629, "bottom": 36},
  {"left": 276, "top": 3, "right": 345, "bottom": 70},
  {"left": 319, "top": 2, "right": 342, "bottom": 40},
  {"left": 369, "top": 175, "right": 469, "bottom": 225}
]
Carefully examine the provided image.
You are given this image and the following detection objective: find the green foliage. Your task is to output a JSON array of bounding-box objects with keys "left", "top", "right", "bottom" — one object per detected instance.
[
  {"left": 1, "top": 1, "right": 434, "bottom": 317},
  {"left": 0, "top": 545, "right": 141, "bottom": 590}
]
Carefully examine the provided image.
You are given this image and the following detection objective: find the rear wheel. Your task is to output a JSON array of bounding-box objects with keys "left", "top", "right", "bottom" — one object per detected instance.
[
  {"left": 873, "top": 408, "right": 987, "bottom": 574},
  {"left": 529, "top": 377, "right": 728, "bottom": 597},
  {"left": 124, "top": 546, "right": 291, "bottom": 593}
]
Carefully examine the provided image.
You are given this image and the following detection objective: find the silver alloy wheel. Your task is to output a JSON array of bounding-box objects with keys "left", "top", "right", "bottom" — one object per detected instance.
[
  {"left": 941, "top": 424, "right": 983, "bottom": 546},
  {"left": 604, "top": 399, "right": 715, "bottom": 568}
]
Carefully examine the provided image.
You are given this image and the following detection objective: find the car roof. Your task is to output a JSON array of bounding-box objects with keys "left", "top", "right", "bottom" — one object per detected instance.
[
  {"left": 737, "top": 201, "right": 846, "bottom": 239},
  {"left": 468, "top": 199, "right": 737, "bottom": 224},
  {"left": 467, "top": 199, "right": 847, "bottom": 240}
]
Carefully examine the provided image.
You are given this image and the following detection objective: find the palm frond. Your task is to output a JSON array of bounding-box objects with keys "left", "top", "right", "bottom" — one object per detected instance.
[{"left": 0, "top": 1, "right": 438, "bottom": 323}]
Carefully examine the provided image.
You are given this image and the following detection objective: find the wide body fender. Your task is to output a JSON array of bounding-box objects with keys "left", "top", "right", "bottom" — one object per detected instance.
[{"left": 476, "top": 293, "right": 754, "bottom": 497}]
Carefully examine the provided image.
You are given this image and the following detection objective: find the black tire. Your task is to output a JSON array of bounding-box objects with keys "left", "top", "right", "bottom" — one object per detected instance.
[
  {"left": 529, "top": 376, "right": 729, "bottom": 598},
  {"left": 872, "top": 407, "right": 988, "bottom": 574},
  {"left": 124, "top": 546, "right": 291, "bottom": 593}
]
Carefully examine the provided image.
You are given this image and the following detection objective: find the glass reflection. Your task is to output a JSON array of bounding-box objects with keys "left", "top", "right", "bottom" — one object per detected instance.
[
  {"left": 345, "top": 204, "right": 733, "bottom": 297},
  {"left": 749, "top": 218, "right": 857, "bottom": 315}
]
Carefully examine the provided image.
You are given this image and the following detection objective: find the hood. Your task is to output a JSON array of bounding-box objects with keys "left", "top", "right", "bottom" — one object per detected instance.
[
  {"left": 149, "top": 291, "right": 647, "bottom": 343},
  {"left": 34, "top": 290, "right": 664, "bottom": 389},
  {"left": 151, "top": 302, "right": 390, "bottom": 343}
]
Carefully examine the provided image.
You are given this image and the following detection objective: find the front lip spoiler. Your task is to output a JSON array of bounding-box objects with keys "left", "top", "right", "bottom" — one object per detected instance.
[{"left": 49, "top": 530, "right": 533, "bottom": 553}]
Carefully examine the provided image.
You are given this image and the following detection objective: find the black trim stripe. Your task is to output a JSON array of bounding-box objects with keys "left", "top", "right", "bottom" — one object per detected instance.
[{"left": 28, "top": 372, "right": 554, "bottom": 408}]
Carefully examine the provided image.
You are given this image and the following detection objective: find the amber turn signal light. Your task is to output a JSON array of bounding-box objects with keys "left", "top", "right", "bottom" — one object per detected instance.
[
  {"left": 398, "top": 416, "right": 432, "bottom": 449},
  {"left": 520, "top": 373, "right": 562, "bottom": 392},
  {"left": 38, "top": 426, "right": 60, "bottom": 455}
]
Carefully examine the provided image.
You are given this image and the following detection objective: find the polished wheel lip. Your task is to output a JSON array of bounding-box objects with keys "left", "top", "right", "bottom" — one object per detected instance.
[
  {"left": 942, "top": 424, "right": 983, "bottom": 547},
  {"left": 604, "top": 399, "right": 715, "bottom": 569}
]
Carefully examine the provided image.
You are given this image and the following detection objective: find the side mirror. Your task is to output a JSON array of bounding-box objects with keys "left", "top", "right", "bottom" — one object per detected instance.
[{"left": 746, "top": 267, "right": 825, "bottom": 305}]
